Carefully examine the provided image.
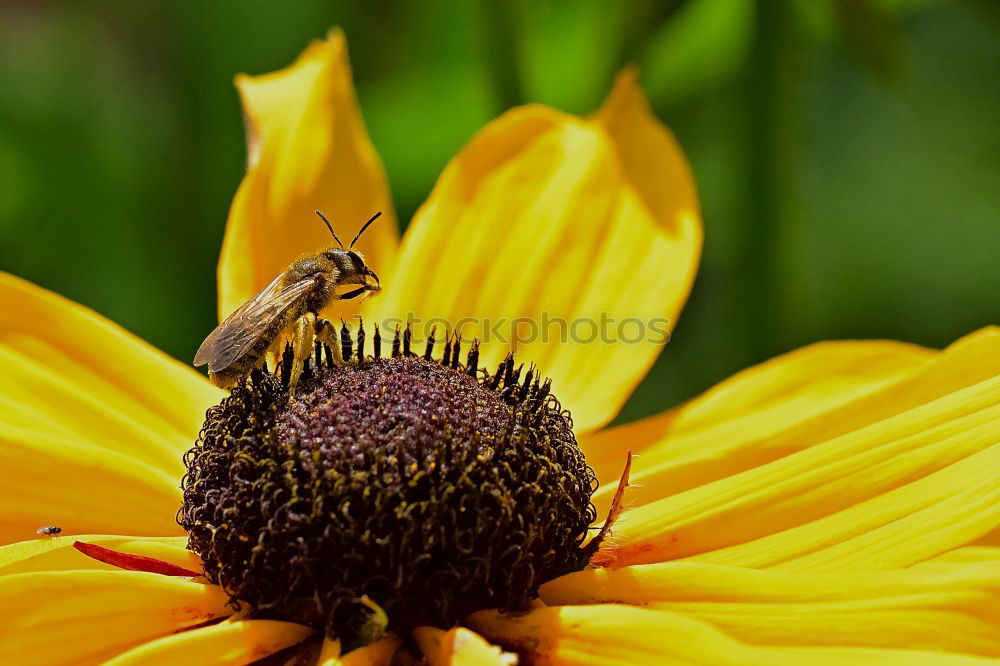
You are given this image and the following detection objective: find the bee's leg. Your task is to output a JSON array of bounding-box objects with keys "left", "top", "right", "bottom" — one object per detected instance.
[
  {"left": 207, "top": 370, "right": 238, "bottom": 390},
  {"left": 263, "top": 347, "right": 277, "bottom": 376},
  {"left": 337, "top": 286, "right": 368, "bottom": 301},
  {"left": 289, "top": 312, "right": 316, "bottom": 393},
  {"left": 264, "top": 333, "right": 287, "bottom": 376},
  {"left": 315, "top": 317, "right": 342, "bottom": 364}
]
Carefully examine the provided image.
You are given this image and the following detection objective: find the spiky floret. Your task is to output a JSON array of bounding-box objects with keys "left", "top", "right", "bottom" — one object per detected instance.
[{"left": 180, "top": 324, "right": 597, "bottom": 645}]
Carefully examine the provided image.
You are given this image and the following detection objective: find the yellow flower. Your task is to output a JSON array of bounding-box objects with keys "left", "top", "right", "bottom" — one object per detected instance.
[{"left": 1, "top": 28, "right": 998, "bottom": 665}]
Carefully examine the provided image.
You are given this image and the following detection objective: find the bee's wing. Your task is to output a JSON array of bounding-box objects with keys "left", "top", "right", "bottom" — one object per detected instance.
[{"left": 193, "top": 273, "right": 318, "bottom": 372}]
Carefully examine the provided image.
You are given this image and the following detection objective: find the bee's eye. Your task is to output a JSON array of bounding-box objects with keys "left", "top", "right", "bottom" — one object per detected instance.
[{"left": 346, "top": 251, "right": 365, "bottom": 271}]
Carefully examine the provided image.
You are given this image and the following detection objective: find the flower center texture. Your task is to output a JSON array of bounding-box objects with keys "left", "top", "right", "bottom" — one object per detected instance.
[{"left": 180, "top": 327, "right": 597, "bottom": 644}]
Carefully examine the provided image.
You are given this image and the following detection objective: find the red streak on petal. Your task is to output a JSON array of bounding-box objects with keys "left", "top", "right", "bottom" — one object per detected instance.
[{"left": 73, "top": 541, "right": 201, "bottom": 577}]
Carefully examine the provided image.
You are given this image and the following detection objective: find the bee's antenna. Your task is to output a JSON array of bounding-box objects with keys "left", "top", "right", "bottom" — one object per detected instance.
[
  {"left": 315, "top": 210, "right": 345, "bottom": 249},
  {"left": 349, "top": 211, "right": 383, "bottom": 249}
]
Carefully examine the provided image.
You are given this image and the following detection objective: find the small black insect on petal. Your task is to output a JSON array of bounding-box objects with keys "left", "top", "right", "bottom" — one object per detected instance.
[{"left": 179, "top": 324, "right": 597, "bottom": 647}]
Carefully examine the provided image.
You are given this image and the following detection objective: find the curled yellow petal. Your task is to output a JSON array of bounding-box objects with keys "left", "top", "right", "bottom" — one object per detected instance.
[
  {"left": 0, "top": 535, "right": 197, "bottom": 575},
  {"left": 540, "top": 560, "right": 1000, "bottom": 656},
  {"left": 101, "top": 619, "right": 313, "bottom": 666},
  {"left": 0, "top": 570, "right": 231, "bottom": 665},
  {"left": 219, "top": 28, "right": 398, "bottom": 322},
  {"left": 413, "top": 626, "right": 517, "bottom": 665},
  {"left": 367, "top": 70, "right": 701, "bottom": 434},
  {"left": 597, "top": 329, "right": 1000, "bottom": 566},
  {"left": 467, "top": 604, "right": 992, "bottom": 665}
]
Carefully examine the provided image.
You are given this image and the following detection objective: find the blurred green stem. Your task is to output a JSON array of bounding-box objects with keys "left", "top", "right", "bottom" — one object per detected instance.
[
  {"left": 482, "top": 0, "right": 524, "bottom": 109},
  {"left": 619, "top": 0, "right": 680, "bottom": 64},
  {"left": 739, "top": 0, "right": 800, "bottom": 360}
]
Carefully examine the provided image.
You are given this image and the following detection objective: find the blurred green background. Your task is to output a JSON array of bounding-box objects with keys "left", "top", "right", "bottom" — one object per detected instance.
[{"left": 1, "top": 0, "right": 997, "bottom": 423}]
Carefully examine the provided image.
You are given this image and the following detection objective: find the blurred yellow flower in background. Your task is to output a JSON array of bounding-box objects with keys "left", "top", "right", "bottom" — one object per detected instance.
[{"left": 0, "top": 29, "right": 997, "bottom": 665}]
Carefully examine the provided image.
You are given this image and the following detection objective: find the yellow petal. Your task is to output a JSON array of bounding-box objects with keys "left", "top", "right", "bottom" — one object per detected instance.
[
  {"left": 759, "top": 443, "right": 1000, "bottom": 571},
  {"left": 583, "top": 339, "right": 932, "bottom": 500},
  {"left": 0, "top": 273, "right": 220, "bottom": 543},
  {"left": 413, "top": 626, "right": 517, "bottom": 665},
  {"left": 682, "top": 418, "right": 996, "bottom": 573},
  {"left": 323, "top": 636, "right": 401, "bottom": 666},
  {"left": 101, "top": 619, "right": 313, "bottom": 666},
  {"left": 542, "top": 558, "right": 1000, "bottom": 605},
  {"left": 612, "top": 328, "right": 993, "bottom": 503},
  {"left": 0, "top": 535, "right": 197, "bottom": 575},
  {"left": 219, "top": 28, "right": 398, "bottom": 322},
  {"left": 648, "top": 596, "right": 1000, "bottom": 656},
  {"left": 317, "top": 638, "right": 342, "bottom": 665},
  {"left": 976, "top": 528, "right": 1000, "bottom": 546},
  {"left": 0, "top": 570, "right": 231, "bottom": 665},
  {"left": 0, "top": 272, "right": 221, "bottom": 473},
  {"left": 366, "top": 70, "right": 701, "bottom": 434},
  {"left": 600, "top": 383, "right": 1000, "bottom": 566},
  {"left": 595, "top": 328, "right": 1000, "bottom": 566},
  {"left": 917, "top": 546, "right": 1000, "bottom": 569},
  {"left": 0, "top": 424, "right": 185, "bottom": 543},
  {"left": 540, "top": 561, "right": 1000, "bottom": 656},
  {"left": 467, "top": 604, "right": 992, "bottom": 665}
]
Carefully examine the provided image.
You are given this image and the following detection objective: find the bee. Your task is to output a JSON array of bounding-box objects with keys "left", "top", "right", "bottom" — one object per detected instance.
[
  {"left": 36, "top": 525, "right": 62, "bottom": 536},
  {"left": 194, "top": 210, "right": 382, "bottom": 390}
]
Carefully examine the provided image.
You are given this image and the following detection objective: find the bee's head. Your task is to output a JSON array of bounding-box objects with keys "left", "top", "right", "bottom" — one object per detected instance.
[
  {"left": 323, "top": 248, "right": 380, "bottom": 292},
  {"left": 313, "top": 210, "right": 384, "bottom": 296}
]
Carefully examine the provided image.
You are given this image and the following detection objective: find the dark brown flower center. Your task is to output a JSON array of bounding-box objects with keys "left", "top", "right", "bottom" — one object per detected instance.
[{"left": 180, "top": 329, "right": 596, "bottom": 646}]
